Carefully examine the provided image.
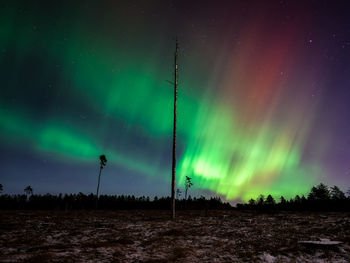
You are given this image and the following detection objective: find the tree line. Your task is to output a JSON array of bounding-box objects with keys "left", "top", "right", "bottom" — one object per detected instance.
[
  {"left": 0, "top": 192, "right": 231, "bottom": 210},
  {"left": 1, "top": 183, "right": 349, "bottom": 211},
  {"left": 236, "top": 183, "right": 350, "bottom": 211}
]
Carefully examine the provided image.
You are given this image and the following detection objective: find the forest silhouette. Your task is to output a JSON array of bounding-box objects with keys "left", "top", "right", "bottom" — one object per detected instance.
[
  {"left": 0, "top": 183, "right": 349, "bottom": 211},
  {"left": 236, "top": 183, "right": 350, "bottom": 212},
  {"left": 0, "top": 192, "right": 230, "bottom": 210}
]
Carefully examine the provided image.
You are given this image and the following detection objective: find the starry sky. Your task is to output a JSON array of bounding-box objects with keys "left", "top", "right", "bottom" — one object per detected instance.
[{"left": 1, "top": 0, "right": 350, "bottom": 201}]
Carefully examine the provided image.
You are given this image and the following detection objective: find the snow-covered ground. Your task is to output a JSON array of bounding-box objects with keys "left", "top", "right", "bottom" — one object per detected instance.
[{"left": 0, "top": 210, "right": 349, "bottom": 262}]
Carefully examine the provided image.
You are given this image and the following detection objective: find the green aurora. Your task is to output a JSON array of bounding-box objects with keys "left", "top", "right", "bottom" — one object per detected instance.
[{"left": 2, "top": 1, "right": 348, "bottom": 200}]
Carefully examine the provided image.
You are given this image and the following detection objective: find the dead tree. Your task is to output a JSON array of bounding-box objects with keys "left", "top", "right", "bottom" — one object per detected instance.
[
  {"left": 24, "top": 185, "right": 33, "bottom": 196},
  {"left": 171, "top": 39, "right": 179, "bottom": 219},
  {"left": 96, "top": 154, "right": 107, "bottom": 209},
  {"left": 185, "top": 176, "right": 193, "bottom": 201}
]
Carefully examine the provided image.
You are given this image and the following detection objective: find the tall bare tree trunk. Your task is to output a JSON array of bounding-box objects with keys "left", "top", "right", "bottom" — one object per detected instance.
[
  {"left": 96, "top": 165, "right": 102, "bottom": 209},
  {"left": 171, "top": 39, "right": 178, "bottom": 219}
]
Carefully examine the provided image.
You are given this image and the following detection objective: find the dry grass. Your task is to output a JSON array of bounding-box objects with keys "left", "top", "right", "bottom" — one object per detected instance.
[{"left": 0, "top": 210, "right": 349, "bottom": 262}]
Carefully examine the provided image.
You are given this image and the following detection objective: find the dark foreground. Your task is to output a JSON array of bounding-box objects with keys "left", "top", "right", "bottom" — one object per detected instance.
[{"left": 1, "top": 210, "right": 349, "bottom": 262}]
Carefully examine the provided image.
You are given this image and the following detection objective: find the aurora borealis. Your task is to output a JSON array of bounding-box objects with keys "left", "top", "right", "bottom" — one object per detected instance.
[{"left": 1, "top": 1, "right": 350, "bottom": 201}]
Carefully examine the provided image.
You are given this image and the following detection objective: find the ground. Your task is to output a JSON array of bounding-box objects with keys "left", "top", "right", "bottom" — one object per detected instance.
[{"left": 0, "top": 210, "right": 349, "bottom": 262}]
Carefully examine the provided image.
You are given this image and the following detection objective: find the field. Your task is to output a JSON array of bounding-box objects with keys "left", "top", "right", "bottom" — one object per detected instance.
[{"left": 1, "top": 210, "right": 350, "bottom": 262}]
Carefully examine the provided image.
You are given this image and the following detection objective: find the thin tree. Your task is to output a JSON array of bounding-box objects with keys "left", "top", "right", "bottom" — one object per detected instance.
[
  {"left": 184, "top": 176, "right": 193, "bottom": 200},
  {"left": 24, "top": 185, "right": 33, "bottom": 196},
  {"left": 171, "top": 39, "right": 179, "bottom": 219},
  {"left": 96, "top": 154, "right": 107, "bottom": 209},
  {"left": 176, "top": 188, "right": 182, "bottom": 200}
]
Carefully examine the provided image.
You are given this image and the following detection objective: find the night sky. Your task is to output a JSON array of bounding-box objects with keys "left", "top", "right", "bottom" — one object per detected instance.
[{"left": 1, "top": 0, "right": 350, "bottom": 201}]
